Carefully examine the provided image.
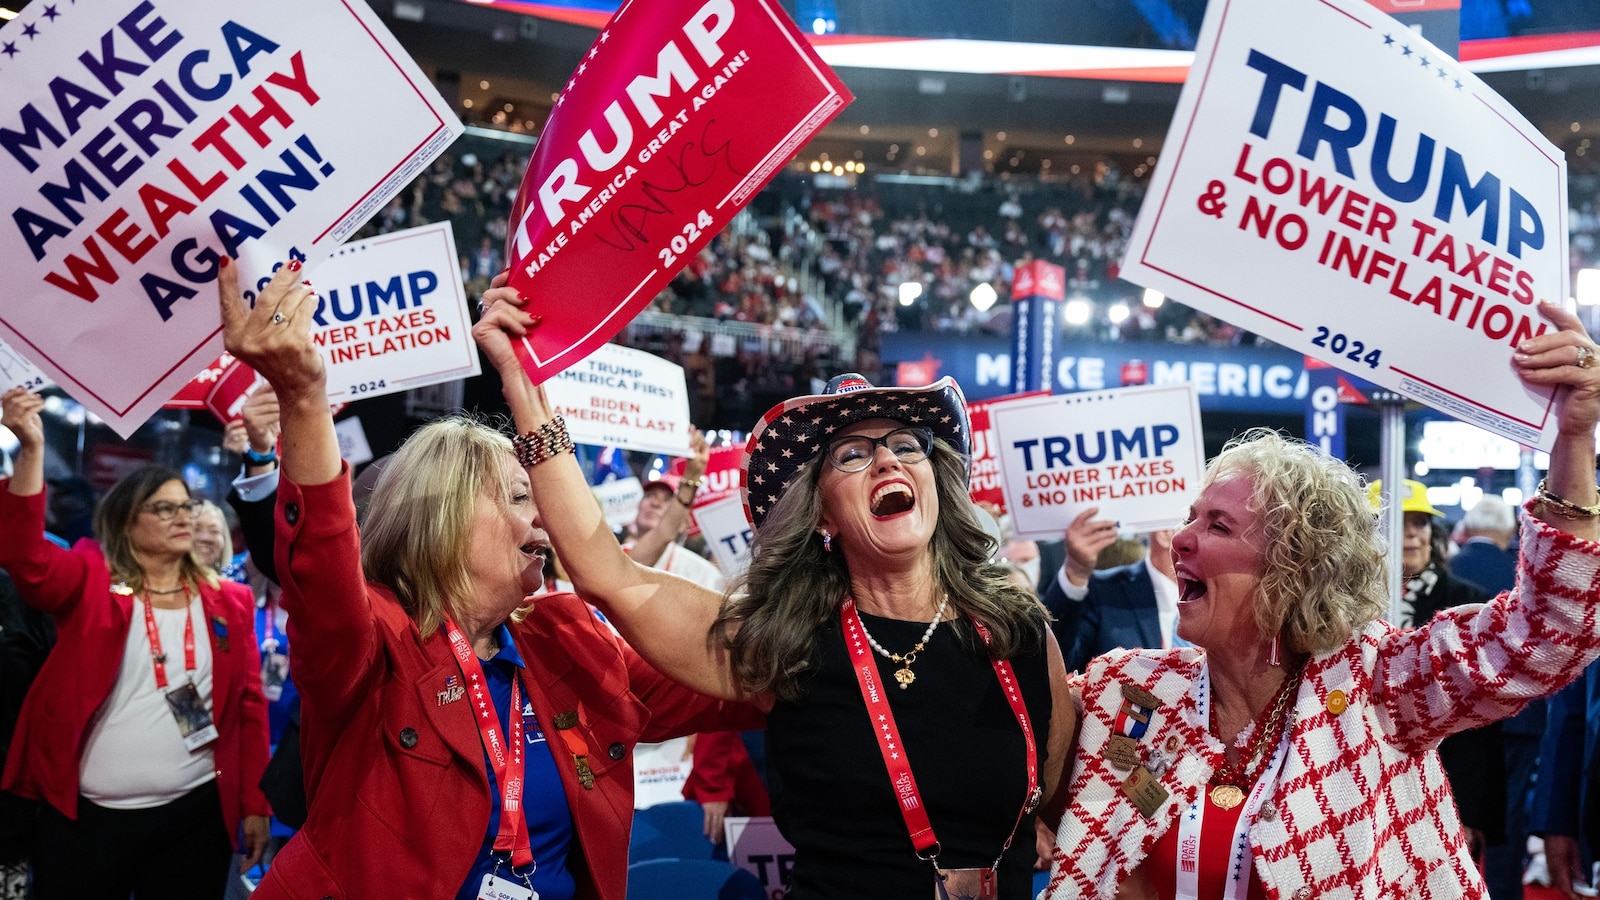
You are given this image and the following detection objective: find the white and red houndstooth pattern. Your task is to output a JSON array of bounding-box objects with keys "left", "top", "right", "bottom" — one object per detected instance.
[{"left": 1046, "top": 507, "right": 1600, "bottom": 900}]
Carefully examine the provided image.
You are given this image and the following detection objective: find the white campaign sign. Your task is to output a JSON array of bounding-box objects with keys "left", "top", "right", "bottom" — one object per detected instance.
[
  {"left": 991, "top": 384, "right": 1204, "bottom": 541},
  {"left": 0, "top": 0, "right": 462, "bottom": 436},
  {"left": 725, "top": 816, "right": 795, "bottom": 898},
  {"left": 544, "top": 344, "right": 692, "bottom": 456},
  {"left": 309, "top": 222, "right": 477, "bottom": 403},
  {"left": 632, "top": 737, "right": 693, "bottom": 809},
  {"left": 1120, "top": 0, "right": 1567, "bottom": 448},
  {"left": 334, "top": 415, "right": 373, "bottom": 466},
  {"left": 0, "top": 337, "right": 50, "bottom": 393},
  {"left": 692, "top": 494, "right": 754, "bottom": 578},
  {"left": 592, "top": 476, "right": 644, "bottom": 534}
]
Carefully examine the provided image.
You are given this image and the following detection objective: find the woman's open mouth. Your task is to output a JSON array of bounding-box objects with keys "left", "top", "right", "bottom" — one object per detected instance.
[
  {"left": 1178, "top": 577, "right": 1207, "bottom": 603},
  {"left": 870, "top": 482, "right": 915, "bottom": 517}
]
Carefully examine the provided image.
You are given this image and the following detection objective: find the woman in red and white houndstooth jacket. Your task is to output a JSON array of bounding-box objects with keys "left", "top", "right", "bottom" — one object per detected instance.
[{"left": 1045, "top": 300, "right": 1600, "bottom": 900}]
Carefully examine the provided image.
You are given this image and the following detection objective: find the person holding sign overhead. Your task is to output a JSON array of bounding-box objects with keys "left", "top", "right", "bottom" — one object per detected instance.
[
  {"left": 0, "top": 388, "right": 271, "bottom": 900},
  {"left": 473, "top": 280, "right": 1076, "bottom": 899},
  {"left": 1042, "top": 299, "right": 1600, "bottom": 900},
  {"left": 219, "top": 259, "right": 757, "bottom": 900}
]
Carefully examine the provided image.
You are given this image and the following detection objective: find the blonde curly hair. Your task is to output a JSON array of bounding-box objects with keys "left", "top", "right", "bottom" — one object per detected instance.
[{"left": 1205, "top": 429, "right": 1387, "bottom": 655}]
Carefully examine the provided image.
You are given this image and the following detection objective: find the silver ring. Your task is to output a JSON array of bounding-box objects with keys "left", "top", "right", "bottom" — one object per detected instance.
[
  {"left": 1578, "top": 345, "right": 1596, "bottom": 369},
  {"left": 270, "top": 312, "right": 286, "bottom": 324},
  {"left": 477, "top": 300, "right": 489, "bottom": 316}
]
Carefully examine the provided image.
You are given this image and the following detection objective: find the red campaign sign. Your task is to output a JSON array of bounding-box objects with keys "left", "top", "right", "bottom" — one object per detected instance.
[
  {"left": 504, "top": 0, "right": 852, "bottom": 384},
  {"left": 668, "top": 442, "right": 745, "bottom": 535},
  {"left": 967, "top": 391, "right": 1050, "bottom": 512},
  {"left": 90, "top": 444, "right": 156, "bottom": 495},
  {"left": 1010, "top": 260, "right": 1066, "bottom": 301},
  {"left": 163, "top": 354, "right": 259, "bottom": 426}
]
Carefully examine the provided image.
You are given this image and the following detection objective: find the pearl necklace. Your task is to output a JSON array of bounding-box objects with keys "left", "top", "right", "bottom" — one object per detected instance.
[{"left": 854, "top": 594, "right": 950, "bottom": 689}]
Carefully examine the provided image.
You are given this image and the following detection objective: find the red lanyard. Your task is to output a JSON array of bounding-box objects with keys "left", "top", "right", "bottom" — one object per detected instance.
[
  {"left": 142, "top": 590, "right": 196, "bottom": 690},
  {"left": 445, "top": 618, "right": 531, "bottom": 867},
  {"left": 839, "top": 598, "right": 1039, "bottom": 864}
]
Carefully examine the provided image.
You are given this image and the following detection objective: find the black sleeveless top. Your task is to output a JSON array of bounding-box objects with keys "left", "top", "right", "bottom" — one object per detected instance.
[{"left": 766, "top": 610, "right": 1053, "bottom": 899}]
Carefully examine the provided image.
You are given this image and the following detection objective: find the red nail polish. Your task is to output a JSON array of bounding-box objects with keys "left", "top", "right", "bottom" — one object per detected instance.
[
  {"left": 287, "top": 259, "right": 302, "bottom": 272},
  {"left": 529, "top": 315, "right": 543, "bottom": 326},
  {"left": 218, "top": 256, "right": 230, "bottom": 269}
]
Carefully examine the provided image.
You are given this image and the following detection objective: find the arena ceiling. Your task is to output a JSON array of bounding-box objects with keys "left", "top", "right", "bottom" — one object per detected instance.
[{"left": 360, "top": 0, "right": 1600, "bottom": 173}]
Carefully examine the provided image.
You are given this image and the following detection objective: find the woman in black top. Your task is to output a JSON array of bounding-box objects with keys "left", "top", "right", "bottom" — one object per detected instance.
[{"left": 474, "top": 284, "right": 1075, "bottom": 899}]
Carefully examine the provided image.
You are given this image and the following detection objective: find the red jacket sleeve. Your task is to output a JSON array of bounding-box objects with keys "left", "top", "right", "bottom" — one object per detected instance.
[
  {"left": 0, "top": 486, "right": 93, "bottom": 616},
  {"left": 683, "top": 730, "right": 745, "bottom": 803},
  {"left": 275, "top": 466, "right": 384, "bottom": 728}
]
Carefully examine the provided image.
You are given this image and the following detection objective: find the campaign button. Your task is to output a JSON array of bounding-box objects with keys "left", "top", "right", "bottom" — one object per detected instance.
[{"left": 1326, "top": 690, "right": 1348, "bottom": 716}]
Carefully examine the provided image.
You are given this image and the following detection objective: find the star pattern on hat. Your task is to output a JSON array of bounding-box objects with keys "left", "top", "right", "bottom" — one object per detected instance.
[{"left": 741, "top": 378, "right": 970, "bottom": 532}]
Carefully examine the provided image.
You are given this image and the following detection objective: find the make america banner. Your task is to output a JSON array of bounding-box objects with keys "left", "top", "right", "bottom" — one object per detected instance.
[{"left": 0, "top": 0, "right": 461, "bottom": 435}]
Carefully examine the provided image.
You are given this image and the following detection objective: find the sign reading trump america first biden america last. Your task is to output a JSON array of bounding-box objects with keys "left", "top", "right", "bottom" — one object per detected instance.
[
  {"left": 1120, "top": 0, "right": 1567, "bottom": 449},
  {"left": 503, "top": 0, "right": 851, "bottom": 385},
  {"left": 0, "top": 0, "right": 461, "bottom": 436}
]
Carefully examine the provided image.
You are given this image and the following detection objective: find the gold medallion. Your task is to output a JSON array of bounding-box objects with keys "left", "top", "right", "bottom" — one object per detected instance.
[
  {"left": 1210, "top": 784, "right": 1245, "bottom": 810},
  {"left": 894, "top": 667, "right": 915, "bottom": 689}
]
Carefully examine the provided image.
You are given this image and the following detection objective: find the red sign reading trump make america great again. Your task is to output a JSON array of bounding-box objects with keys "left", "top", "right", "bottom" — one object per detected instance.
[{"left": 503, "top": 0, "right": 852, "bottom": 384}]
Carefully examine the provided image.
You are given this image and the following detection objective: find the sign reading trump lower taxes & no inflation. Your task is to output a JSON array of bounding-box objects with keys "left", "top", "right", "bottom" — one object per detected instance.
[
  {"left": 0, "top": 0, "right": 461, "bottom": 436},
  {"left": 307, "top": 222, "right": 478, "bottom": 404},
  {"left": 1120, "top": 0, "right": 1566, "bottom": 449},
  {"left": 504, "top": 0, "right": 851, "bottom": 384},
  {"left": 991, "top": 384, "right": 1204, "bottom": 541},
  {"left": 0, "top": 337, "right": 50, "bottom": 393}
]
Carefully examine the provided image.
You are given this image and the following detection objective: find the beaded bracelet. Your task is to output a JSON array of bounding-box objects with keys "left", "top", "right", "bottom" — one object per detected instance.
[
  {"left": 1535, "top": 477, "right": 1600, "bottom": 518},
  {"left": 675, "top": 475, "right": 703, "bottom": 508},
  {"left": 511, "top": 416, "right": 575, "bottom": 468}
]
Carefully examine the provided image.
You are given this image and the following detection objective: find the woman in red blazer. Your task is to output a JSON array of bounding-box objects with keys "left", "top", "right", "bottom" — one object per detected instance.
[
  {"left": 224, "top": 262, "right": 757, "bottom": 900},
  {"left": 0, "top": 389, "right": 272, "bottom": 900}
]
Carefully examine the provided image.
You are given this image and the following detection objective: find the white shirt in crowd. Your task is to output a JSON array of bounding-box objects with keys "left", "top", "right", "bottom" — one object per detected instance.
[{"left": 79, "top": 599, "right": 217, "bottom": 807}]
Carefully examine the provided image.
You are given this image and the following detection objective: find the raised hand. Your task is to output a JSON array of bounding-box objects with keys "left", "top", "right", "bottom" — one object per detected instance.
[
  {"left": 0, "top": 387, "right": 44, "bottom": 451},
  {"left": 241, "top": 384, "right": 282, "bottom": 457},
  {"left": 1063, "top": 507, "right": 1118, "bottom": 586},
  {"left": 1513, "top": 301, "right": 1600, "bottom": 540},
  {"left": 1513, "top": 300, "right": 1600, "bottom": 437},
  {"left": 471, "top": 271, "right": 542, "bottom": 381},
  {"left": 219, "top": 258, "right": 324, "bottom": 401}
]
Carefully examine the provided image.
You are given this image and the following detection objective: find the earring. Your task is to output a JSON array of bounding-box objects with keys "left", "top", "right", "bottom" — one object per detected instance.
[
  {"left": 1268, "top": 633, "right": 1282, "bottom": 667},
  {"left": 821, "top": 530, "right": 832, "bottom": 552}
]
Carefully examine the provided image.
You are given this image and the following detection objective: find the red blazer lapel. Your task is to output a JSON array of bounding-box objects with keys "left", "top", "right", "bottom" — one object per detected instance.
[
  {"left": 413, "top": 643, "right": 498, "bottom": 771},
  {"left": 200, "top": 587, "right": 234, "bottom": 728}
]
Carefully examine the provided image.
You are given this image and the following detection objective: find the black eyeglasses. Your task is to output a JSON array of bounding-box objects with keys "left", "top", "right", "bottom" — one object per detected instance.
[
  {"left": 824, "top": 427, "right": 934, "bottom": 473},
  {"left": 141, "top": 499, "right": 203, "bottom": 522}
]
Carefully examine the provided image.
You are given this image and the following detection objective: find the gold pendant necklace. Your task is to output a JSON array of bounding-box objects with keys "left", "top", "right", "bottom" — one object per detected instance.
[
  {"left": 1209, "top": 784, "right": 1245, "bottom": 810},
  {"left": 1207, "top": 663, "right": 1304, "bottom": 813},
  {"left": 854, "top": 595, "right": 950, "bottom": 690}
]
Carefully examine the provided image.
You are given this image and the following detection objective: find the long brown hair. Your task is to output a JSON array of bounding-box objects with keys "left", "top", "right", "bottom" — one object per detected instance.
[
  {"left": 92, "top": 466, "right": 218, "bottom": 592},
  {"left": 715, "top": 439, "right": 1047, "bottom": 701}
]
